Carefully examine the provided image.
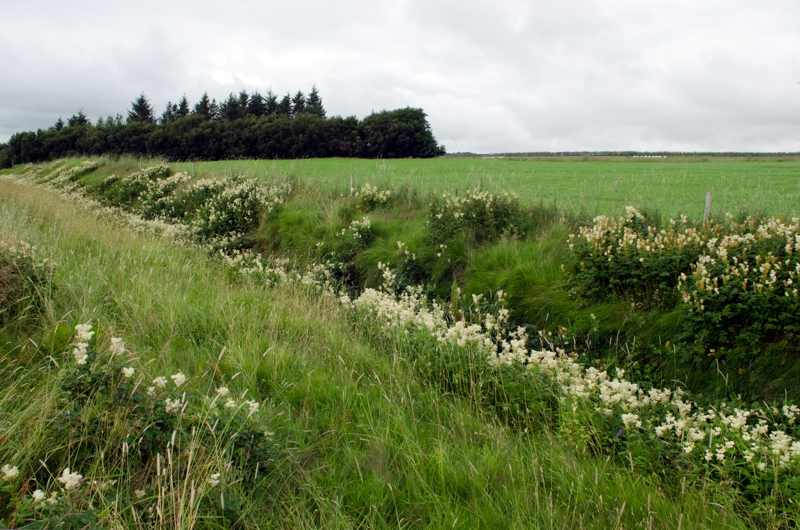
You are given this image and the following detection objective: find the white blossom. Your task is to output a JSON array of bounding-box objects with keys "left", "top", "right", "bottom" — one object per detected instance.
[{"left": 57, "top": 468, "right": 83, "bottom": 490}]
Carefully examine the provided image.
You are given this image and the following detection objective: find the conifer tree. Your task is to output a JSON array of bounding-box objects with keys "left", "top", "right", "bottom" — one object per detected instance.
[
  {"left": 68, "top": 110, "right": 88, "bottom": 127},
  {"left": 175, "top": 95, "right": 190, "bottom": 119},
  {"left": 161, "top": 101, "right": 177, "bottom": 124},
  {"left": 306, "top": 85, "right": 326, "bottom": 117},
  {"left": 218, "top": 93, "right": 242, "bottom": 121},
  {"left": 238, "top": 90, "right": 249, "bottom": 113},
  {"left": 128, "top": 93, "right": 155, "bottom": 124},
  {"left": 291, "top": 90, "right": 306, "bottom": 117},
  {"left": 193, "top": 93, "right": 216, "bottom": 120},
  {"left": 277, "top": 93, "right": 292, "bottom": 117},
  {"left": 265, "top": 90, "right": 279, "bottom": 116},
  {"left": 248, "top": 91, "right": 267, "bottom": 117},
  {"left": 54, "top": 117, "right": 64, "bottom": 131}
]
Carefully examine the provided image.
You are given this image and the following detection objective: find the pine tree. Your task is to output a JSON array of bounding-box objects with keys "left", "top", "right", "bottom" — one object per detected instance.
[
  {"left": 219, "top": 92, "right": 245, "bottom": 121},
  {"left": 306, "top": 85, "right": 326, "bottom": 117},
  {"left": 193, "top": 92, "right": 218, "bottom": 120},
  {"left": 265, "top": 90, "right": 279, "bottom": 116},
  {"left": 277, "top": 93, "right": 292, "bottom": 117},
  {"left": 54, "top": 117, "right": 64, "bottom": 131},
  {"left": 291, "top": 90, "right": 306, "bottom": 117},
  {"left": 161, "top": 101, "right": 177, "bottom": 124},
  {"left": 175, "top": 95, "right": 190, "bottom": 119},
  {"left": 127, "top": 93, "right": 155, "bottom": 124},
  {"left": 238, "top": 90, "right": 249, "bottom": 113},
  {"left": 68, "top": 110, "right": 88, "bottom": 127},
  {"left": 248, "top": 91, "right": 267, "bottom": 117}
]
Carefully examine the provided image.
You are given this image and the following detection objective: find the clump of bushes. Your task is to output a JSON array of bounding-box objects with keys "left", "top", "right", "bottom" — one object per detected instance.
[
  {"left": 428, "top": 189, "right": 526, "bottom": 244},
  {"left": 0, "top": 240, "right": 54, "bottom": 327},
  {"left": 192, "top": 179, "right": 292, "bottom": 241},
  {"left": 353, "top": 183, "right": 392, "bottom": 212},
  {"left": 566, "top": 207, "right": 712, "bottom": 307},
  {"left": 566, "top": 208, "right": 800, "bottom": 365},
  {"left": 679, "top": 217, "right": 800, "bottom": 362}
]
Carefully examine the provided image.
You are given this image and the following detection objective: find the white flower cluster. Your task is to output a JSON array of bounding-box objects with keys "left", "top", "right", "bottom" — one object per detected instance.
[
  {"left": 342, "top": 268, "right": 800, "bottom": 478},
  {"left": 2, "top": 464, "right": 19, "bottom": 481},
  {"left": 57, "top": 468, "right": 83, "bottom": 491},
  {"left": 0, "top": 239, "right": 55, "bottom": 271},
  {"left": 353, "top": 183, "right": 392, "bottom": 211},
  {"left": 679, "top": 217, "right": 800, "bottom": 308},
  {"left": 47, "top": 160, "right": 102, "bottom": 187}
]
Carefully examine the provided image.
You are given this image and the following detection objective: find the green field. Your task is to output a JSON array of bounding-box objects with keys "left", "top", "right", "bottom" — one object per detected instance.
[
  {"left": 173, "top": 156, "right": 800, "bottom": 219},
  {"left": 3, "top": 157, "right": 800, "bottom": 528}
]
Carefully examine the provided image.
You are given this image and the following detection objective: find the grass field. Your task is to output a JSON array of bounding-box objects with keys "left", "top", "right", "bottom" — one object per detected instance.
[
  {"left": 172, "top": 156, "right": 800, "bottom": 219},
  {"left": 3, "top": 157, "right": 800, "bottom": 527},
  {"left": 0, "top": 169, "right": 750, "bottom": 528}
]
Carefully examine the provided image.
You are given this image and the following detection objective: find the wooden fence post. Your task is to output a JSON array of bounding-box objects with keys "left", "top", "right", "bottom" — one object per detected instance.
[
  {"left": 478, "top": 178, "right": 483, "bottom": 192},
  {"left": 350, "top": 174, "right": 354, "bottom": 195},
  {"left": 703, "top": 190, "right": 713, "bottom": 225}
]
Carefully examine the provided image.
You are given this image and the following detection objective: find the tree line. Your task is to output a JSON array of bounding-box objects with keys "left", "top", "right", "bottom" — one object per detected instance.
[{"left": 0, "top": 87, "right": 445, "bottom": 167}]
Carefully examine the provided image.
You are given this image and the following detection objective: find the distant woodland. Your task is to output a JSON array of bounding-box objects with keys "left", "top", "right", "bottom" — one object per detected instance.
[{"left": 0, "top": 87, "right": 445, "bottom": 167}]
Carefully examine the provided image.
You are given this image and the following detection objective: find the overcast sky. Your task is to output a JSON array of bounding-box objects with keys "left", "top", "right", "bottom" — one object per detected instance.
[{"left": 2, "top": 0, "right": 799, "bottom": 153}]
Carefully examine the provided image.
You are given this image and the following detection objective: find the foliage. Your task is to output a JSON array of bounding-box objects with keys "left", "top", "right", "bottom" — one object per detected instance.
[
  {"left": 0, "top": 323, "right": 275, "bottom": 528},
  {"left": 5, "top": 89, "right": 444, "bottom": 164},
  {"left": 428, "top": 189, "right": 527, "bottom": 244},
  {"left": 0, "top": 240, "right": 54, "bottom": 327},
  {"left": 353, "top": 183, "right": 392, "bottom": 212}
]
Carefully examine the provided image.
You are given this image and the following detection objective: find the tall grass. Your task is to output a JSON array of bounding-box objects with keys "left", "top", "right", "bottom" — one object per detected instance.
[{"left": 0, "top": 175, "right": 749, "bottom": 527}]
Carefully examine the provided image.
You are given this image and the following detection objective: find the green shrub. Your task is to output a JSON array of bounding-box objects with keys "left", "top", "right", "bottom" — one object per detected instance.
[
  {"left": 679, "top": 217, "right": 800, "bottom": 363},
  {"left": 428, "top": 189, "right": 526, "bottom": 244},
  {"left": 104, "top": 165, "right": 171, "bottom": 208},
  {"left": 193, "top": 179, "right": 292, "bottom": 242},
  {"left": 0, "top": 240, "right": 54, "bottom": 327},
  {"left": 353, "top": 183, "right": 392, "bottom": 212}
]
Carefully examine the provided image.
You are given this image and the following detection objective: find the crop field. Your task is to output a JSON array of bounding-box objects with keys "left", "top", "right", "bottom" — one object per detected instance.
[
  {"left": 1, "top": 156, "right": 800, "bottom": 528},
  {"left": 173, "top": 156, "right": 800, "bottom": 219}
]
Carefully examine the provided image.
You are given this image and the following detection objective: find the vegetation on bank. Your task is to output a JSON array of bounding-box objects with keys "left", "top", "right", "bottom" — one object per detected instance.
[
  {"left": 0, "top": 89, "right": 445, "bottom": 168},
  {"left": 2, "top": 156, "right": 800, "bottom": 527}
]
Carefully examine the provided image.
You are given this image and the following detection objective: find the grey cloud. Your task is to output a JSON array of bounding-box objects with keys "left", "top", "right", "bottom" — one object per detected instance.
[{"left": 2, "top": 0, "right": 799, "bottom": 152}]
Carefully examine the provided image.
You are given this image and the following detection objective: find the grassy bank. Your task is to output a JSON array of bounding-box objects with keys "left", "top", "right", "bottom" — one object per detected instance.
[{"left": 0, "top": 175, "right": 748, "bottom": 527}]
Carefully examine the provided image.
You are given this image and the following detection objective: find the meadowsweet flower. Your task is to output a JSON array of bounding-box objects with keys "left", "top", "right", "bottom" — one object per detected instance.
[
  {"left": 73, "top": 343, "right": 89, "bottom": 365},
  {"left": 152, "top": 376, "right": 167, "bottom": 389},
  {"left": 171, "top": 372, "right": 186, "bottom": 387},
  {"left": 245, "top": 400, "right": 259, "bottom": 416},
  {"left": 2, "top": 464, "right": 19, "bottom": 481},
  {"left": 758, "top": 461, "right": 767, "bottom": 471},
  {"left": 134, "top": 489, "right": 146, "bottom": 499},
  {"left": 109, "top": 337, "right": 126, "bottom": 356},
  {"left": 224, "top": 398, "right": 237, "bottom": 409},
  {"left": 32, "top": 489, "right": 46, "bottom": 502},
  {"left": 74, "top": 323, "right": 94, "bottom": 342},
  {"left": 121, "top": 367, "right": 135, "bottom": 379},
  {"left": 146, "top": 386, "right": 156, "bottom": 396},
  {"left": 57, "top": 468, "right": 82, "bottom": 490},
  {"left": 208, "top": 473, "right": 221, "bottom": 487},
  {"left": 165, "top": 398, "right": 182, "bottom": 414},
  {"left": 216, "top": 387, "right": 230, "bottom": 397}
]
